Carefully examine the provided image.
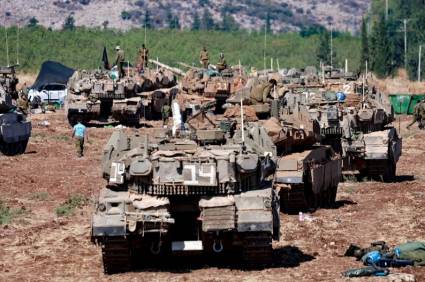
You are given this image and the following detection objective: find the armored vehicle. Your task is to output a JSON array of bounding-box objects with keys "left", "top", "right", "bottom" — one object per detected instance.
[
  {"left": 282, "top": 84, "right": 402, "bottom": 182},
  {"left": 66, "top": 67, "right": 177, "bottom": 125},
  {"left": 239, "top": 119, "right": 341, "bottom": 213},
  {"left": 179, "top": 65, "right": 246, "bottom": 114},
  {"left": 0, "top": 66, "right": 31, "bottom": 155},
  {"left": 92, "top": 127, "right": 280, "bottom": 273},
  {"left": 225, "top": 80, "right": 342, "bottom": 213}
]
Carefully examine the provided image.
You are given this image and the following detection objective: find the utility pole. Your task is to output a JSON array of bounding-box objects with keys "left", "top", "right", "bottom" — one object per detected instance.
[
  {"left": 365, "top": 60, "right": 368, "bottom": 79},
  {"left": 330, "top": 26, "right": 333, "bottom": 70},
  {"left": 16, "top": 26, "right": 19, "bottom": 65},
  {"left": 385, "top": 0, "right": 389, "bottom": 21},
  {"left": 345, "top": 59, "right": 348, "bottom": 74},
  {"left": 144, "top": 22, "right": 147, "bottom": 46},
  {"left": 418, "top": 45, "right": 422, "bottom": 82},
  {"left": 5, "top": 28, "right": 9, "bottom": 67},
  {"left": 263, "top": 22, "right": 267, "bottom": 71},
  {"left": 404, "top": 19, "right": 408, "bottom": 70}
]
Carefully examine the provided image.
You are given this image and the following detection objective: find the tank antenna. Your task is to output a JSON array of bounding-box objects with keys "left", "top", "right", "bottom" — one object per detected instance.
[
  {"left": 144, "top": 134, "right": 148, "bottom": 156},
  {"left": 5, "top": 28, "right": 10, "bottom": 67},
  {"left": 263, "top": 21, "right": 267, "bottom": 71},
  {"left": 362, "top": 74, "right": 365, "bottom": 109},
  {"left": 240, "top": 96, "right": 245, "bottom": 144},
  {"left": 16, "top": 26, "right": 19, "bottom": 65}
]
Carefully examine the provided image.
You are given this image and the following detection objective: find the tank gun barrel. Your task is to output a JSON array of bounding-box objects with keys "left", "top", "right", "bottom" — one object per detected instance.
[
  {"left": 148, "top": 59, "right": 186, "bottom": 76},
  {"left": 178, "top": 62, "right": 202, "bottom": 71}
]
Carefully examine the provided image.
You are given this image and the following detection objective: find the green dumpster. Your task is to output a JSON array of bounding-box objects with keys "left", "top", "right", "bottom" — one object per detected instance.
[{"left": 389, "top": 94, "right": 425, "bottom": 114}]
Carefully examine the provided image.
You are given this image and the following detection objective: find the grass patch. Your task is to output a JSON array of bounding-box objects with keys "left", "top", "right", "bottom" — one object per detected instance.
[
  {"left": 55, "top": 195, "right": 88, "bottom": 217},
  {"left": 0, "top": 201, "right": 28, "bottom": 225},
  {"left": 345, "top": 186, "right": 354, "bottom": 194},
  {"left": 29, "top": 191, "right": 49, "bottom": 201},
  {"left": 32, "top": 132, "right": 47, "bottom": 139},
  {"left": 52, "top": 135, "right": 71, "bottom": 141}
]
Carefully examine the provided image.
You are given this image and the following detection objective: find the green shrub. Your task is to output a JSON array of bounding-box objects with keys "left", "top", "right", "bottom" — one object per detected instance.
[
  {"left": 30, "top": 191, "right": 49, "bottom": 201},
  {"left": 55, "top": 195, "right": 88, "bottom": 217},
  {"left": 0, "top": 201, "right": 27, "bottom": 225}
]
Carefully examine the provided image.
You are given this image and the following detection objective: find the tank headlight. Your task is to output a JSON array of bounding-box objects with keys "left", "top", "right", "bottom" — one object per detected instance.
[{"left": 98, "top": 203, "right": 106, "bottom": 212}]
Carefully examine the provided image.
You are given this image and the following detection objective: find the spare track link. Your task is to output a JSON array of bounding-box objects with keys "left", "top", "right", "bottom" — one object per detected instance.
[
  {"left": 102, "top": 237, "right": 131, "bottom": 274},
  {"left": 280, "top": 185, "right": 337, "bottom": 213},
  {"left": 242, "top": 232, "right": 273, "bottom": 267},
  {"left": 280, "top": 185, "right": 308, "bottom": 213}
]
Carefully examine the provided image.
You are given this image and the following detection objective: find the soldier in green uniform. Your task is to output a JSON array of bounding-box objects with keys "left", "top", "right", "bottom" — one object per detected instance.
[
  {"left": 137, "top": 44, "right": 149, "bottom": 72},
  {"left": 115, "top": 46, "right": 125, "bottom": 78},
  {"left": 199, "top": 46, "right": 209, "bottom": 69},
  {"left": 407, "top": 99, "right": 425, "bottom": 129},
  {"left": 249, "top": 79, "right": 277, "bottom": 105},
  {"left": 16, "top": 92, "right": 30, "bottom": 116},
  {"left": 161, "top": 103, "right": 171, "bottom": 126},
  {"left": 216, "top": 53, "right": 227, "bottom": 73}
]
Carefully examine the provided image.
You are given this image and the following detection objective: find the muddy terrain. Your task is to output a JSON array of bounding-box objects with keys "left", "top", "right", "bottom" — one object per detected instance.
[{"left": 0, "top": 112, "right": 424, "bottom": 281}]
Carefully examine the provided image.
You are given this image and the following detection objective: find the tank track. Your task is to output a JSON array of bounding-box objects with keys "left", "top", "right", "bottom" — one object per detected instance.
[
  {"left": 0, "top": 140, "right": 28, "bottom": 156},
  {"left": 101, "top": 237, "right": 131, "bottom": 274},
  {"left": 280, "top": 185, "right": 338, "bottom": 213},
  {"left": 242, "top": 232, "right": 273, "bottom": 266}
]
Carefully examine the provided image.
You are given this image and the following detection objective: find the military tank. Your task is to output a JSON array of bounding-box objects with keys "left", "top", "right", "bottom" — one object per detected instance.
[
  {"left": 224, "top": 77, "right": 342, "bottom": 213},
  {"left": 282, "top": 82, "right": 402, "bottom": 182},
  {"left": 238, "top": 118, "right": 341, "bottom": 214},
  {"left": 91, "top": 125, "right": 280, "bottom": 273},
  {"left": 66, "top": 66, "right": 177, "bottom": 125},
  {"left": 0, "top": 66, "right": 31, "bottom": 155},
  {"left": 178, "top": 63, "right": 246, "bottom": 114}
]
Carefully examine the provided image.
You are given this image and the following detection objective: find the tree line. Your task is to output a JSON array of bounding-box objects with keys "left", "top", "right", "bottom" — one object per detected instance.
[
  {"left": 0, "top": 26, "right": 359, "bottom": 74},
  {"left": 358, "top": 0, "right": 425, "bottom": 80}
]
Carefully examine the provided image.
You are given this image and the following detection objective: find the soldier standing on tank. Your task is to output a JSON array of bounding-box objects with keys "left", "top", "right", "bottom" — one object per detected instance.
[
  {"left": 72, "top": 119, "right": 88, "bottom": 158},
  {"left": 216, "top": 53, "right": 227, "bottom": 73},
  {"left": 161, "top": 103, "right": 171, "bottom": 126},
  {"left": 199, "top": 46, "right": 209, "bottom": 69},
  {"left": 137, "top": 44, "right": 149, "bottom": 72},
  {"left": 115, "top": 46, "right": 125, "bottom": 78},
  {"left": 249, "top": 79, "right": 277, "bottom": 105}
]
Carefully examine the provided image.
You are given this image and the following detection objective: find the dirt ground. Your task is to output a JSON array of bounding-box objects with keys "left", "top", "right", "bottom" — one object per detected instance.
[{"left": 0, "top": 111, "right": 424, "bottom": 282}]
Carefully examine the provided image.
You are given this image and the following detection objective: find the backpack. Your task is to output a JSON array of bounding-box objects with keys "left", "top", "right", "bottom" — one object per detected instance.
[{"left": 395, "top": 241, "right": 425, "bottom": 266}]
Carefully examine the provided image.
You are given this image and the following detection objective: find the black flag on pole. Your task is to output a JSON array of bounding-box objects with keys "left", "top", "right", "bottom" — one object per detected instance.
[{"left": 102, "top": 46, "right": 110, "bottom": 70}]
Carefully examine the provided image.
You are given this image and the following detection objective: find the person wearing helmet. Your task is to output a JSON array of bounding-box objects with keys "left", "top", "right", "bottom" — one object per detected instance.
[
  {"left": 114, "top": 46, "right": 125, "bottom": 78},
  {"left": 216, "top": 53, "right": 227, "bottom": 73},
  {"left": 137, "top": 44, "right": 149, "bottom": 72},
  {"left": 199, "top": 46, "right": 209, "bottom": 69}
]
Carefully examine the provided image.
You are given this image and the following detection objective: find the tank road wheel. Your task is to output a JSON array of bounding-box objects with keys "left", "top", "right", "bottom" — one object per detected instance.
[
  {"left": 102, "top": 237, "right": 131, "bottom": 274},
  {"left": 242, "top": 232, "right": 273, "bottom": 267}
]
